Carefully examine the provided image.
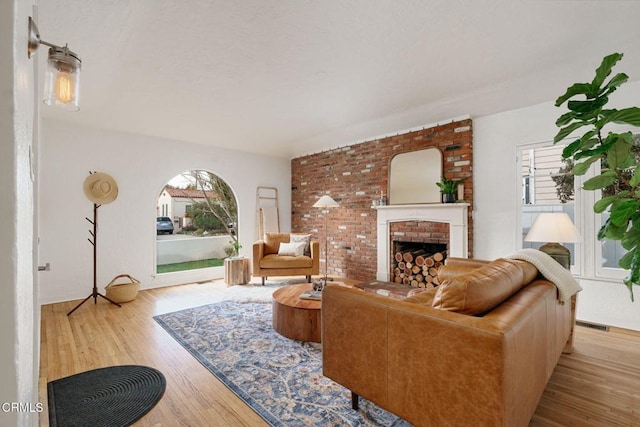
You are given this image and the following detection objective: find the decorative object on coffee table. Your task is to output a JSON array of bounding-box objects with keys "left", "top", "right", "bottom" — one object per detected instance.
[
  {"left": 300, "top": 290, "right": 322, "bottom": 300},
  {"left": 312, "top": 278, "right": 324, "bottom": 291},
  {"left": 524, "top": 212, "right": 581, "bottom": 269},
  {"left": 313, "top": 195, "right": 339, "bottom": 285}
]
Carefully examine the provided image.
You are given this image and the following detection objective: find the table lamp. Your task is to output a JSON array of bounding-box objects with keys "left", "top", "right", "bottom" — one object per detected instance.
[{"left": 524, "top": 212, "right": 581, "bottom": 269}]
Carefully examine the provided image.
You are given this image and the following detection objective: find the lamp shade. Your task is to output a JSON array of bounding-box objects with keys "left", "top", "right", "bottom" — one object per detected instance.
[
  {"left": 525, "top": 212, "right": 581, "bottom": 243},
  {"left": 313, "top": 195, "right": 339, "bottom": 208},
  {"left": 43, "top": 46, "right": 81, "bottom": 111}
]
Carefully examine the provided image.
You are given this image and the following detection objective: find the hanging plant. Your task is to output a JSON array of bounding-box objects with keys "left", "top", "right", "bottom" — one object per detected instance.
[{"left": 554, "top": 52, "right": 640, "bottom": 300}]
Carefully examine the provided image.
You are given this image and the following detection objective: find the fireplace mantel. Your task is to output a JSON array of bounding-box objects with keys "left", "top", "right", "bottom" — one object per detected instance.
[{"left": 375, "top": 203, "right": 469, "bottom": 281}]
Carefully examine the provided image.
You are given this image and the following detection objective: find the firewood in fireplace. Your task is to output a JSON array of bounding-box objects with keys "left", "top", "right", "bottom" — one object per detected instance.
[{"left": 391, "top": 250, "right": 446, "bottom": 288}]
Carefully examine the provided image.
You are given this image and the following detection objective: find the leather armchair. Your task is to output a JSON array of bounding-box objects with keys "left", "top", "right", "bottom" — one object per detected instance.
[{"left": 252, "top": 232, "right": 319, "bottom": 285}]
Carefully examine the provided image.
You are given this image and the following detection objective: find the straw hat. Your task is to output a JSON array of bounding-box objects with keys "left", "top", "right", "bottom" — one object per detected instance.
[{"left": 83, "top": 172, "right": 118, "bottom": 204}]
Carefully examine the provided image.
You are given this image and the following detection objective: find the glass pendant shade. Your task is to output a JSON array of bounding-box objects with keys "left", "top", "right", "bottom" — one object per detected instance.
[{"left": 43, "top": 46, "right": 81, "bottom": 111}]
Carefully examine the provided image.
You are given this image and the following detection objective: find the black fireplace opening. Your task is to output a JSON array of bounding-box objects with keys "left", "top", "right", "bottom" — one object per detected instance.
[{"left": 393, "top": 241, "right": 447, "bottom": 257}]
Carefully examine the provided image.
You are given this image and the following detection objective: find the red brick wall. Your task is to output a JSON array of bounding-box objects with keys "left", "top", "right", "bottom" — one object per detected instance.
[
  {"left": 390, "top": 221, "right": 450, "bottom": 246},
  {"left": 291, "top": 119, "right": 473, "bottom": 281}
]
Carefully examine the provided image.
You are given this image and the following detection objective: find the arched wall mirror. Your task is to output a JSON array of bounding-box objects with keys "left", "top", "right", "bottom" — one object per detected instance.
[{"left": 389, "top": 148, "right": 442, "bottom": 204}]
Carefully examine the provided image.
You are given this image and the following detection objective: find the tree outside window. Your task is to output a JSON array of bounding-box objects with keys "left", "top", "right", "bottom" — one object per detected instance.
[
  {"left": 181, "top": 170, "right": 240, "bottom": 256},
  {"left": 156, "top": 170, "right": 239, "bottom": 273}
]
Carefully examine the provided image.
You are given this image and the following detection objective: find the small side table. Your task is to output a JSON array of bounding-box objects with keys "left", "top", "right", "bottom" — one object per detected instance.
[{"left": 224, "top": 257, "right": 251, "bottom": 285}]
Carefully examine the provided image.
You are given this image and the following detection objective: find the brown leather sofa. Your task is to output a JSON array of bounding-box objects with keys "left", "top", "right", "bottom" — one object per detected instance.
[
  {"left": 322, "top": 257, "right": 573, "bottom": 426},
  {"left": 252, "top": 232, "right": 320, "bottom": 285}
]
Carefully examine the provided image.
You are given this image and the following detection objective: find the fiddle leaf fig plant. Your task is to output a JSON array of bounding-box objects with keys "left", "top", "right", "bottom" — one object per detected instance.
[{"left": 554, "top": 52, "right": 640, "bottom": 300}]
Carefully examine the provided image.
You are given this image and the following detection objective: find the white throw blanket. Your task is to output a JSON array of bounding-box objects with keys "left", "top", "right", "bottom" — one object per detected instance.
[{"left": 506, "top": 248, "right": 582, "bottom": 303}]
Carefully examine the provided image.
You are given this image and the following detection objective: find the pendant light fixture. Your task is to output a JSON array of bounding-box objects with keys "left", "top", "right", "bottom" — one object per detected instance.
[{"left": 28, "top": 17, "right": 82, "bottom": 111}]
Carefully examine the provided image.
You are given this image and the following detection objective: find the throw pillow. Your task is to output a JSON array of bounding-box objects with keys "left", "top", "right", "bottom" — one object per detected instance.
[
  {"left": 277, "top": 242, "right": 307, "bottom": 257},
  {"left": 432, "top": 258, "right": 525, "bottom": 315},
  {"left": 290, "top": 233, "right": 312, "bottom": 256}
]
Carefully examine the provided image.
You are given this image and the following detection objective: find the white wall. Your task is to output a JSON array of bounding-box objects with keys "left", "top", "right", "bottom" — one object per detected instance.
[
  {"left": 474, "top": 80, "right": 640, "bottom": 331},
  {"left": 156, "top": 189, "right": 172, "bottom": 217},
  {"left": 39, "top": 120, "right": 291, "bottom": 304},
  {"left": 156, "top": 236, "right": 229, "bottom": 264},
  {"left": 0, "top": 1, "right": 39, "bottom": 426}
]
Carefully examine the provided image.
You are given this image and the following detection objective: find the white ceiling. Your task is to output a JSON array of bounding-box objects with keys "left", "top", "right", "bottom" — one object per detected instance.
[{"left": 37, "top": 0, "right": 640, "bottom": 158}]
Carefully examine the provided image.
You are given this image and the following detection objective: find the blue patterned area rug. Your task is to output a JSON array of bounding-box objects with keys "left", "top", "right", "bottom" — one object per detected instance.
[{"left": 154, "top": 301, "right": 410, "bottom": 426}]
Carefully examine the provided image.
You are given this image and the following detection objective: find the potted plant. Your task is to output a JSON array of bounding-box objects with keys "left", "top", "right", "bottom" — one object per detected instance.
[
  {"left": 554, "top": 52, "right": 640, "bottom": 300},
  {"left": 436, "top": 177, "right": 465, "bottom": 203},
  {"left": 224, "top": 240, "right": 243, "bottom": 258}
]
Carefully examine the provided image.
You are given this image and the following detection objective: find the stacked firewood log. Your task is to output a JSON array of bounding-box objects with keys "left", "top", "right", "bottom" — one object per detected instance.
[{"left": 392, "top": 250, "right": 446, "bottom": 288}]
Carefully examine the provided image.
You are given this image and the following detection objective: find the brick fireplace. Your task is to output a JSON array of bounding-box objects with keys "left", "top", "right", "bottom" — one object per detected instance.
[
  {"left": 375, "top": 204, "right": 469, "bottom": 281},
  {"left": 391, "top": 222, "right": 448, "bottom": 286},
  {"left": 291, "top": 118, "right": 473, "bottom": 282}
]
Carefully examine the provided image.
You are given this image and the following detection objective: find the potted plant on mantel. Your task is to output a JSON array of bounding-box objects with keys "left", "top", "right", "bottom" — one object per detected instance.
[
  {"left": 553, "top": 52, "right": 640, "bottom": 301},
  {"left": 436, "top": 177, "right": 465, "bottom": 203}
]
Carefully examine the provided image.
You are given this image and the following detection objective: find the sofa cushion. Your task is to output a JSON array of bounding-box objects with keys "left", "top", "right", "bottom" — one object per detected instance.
[
  {"left": 403, "top": 288, "right": 437, "bottom": 305},
  {"left": 353, "top": 281, "right": 418, "bottom": 300},
  {"left": 511, "top": 259, "right": 539, "bottom": 285},
  {"left": 278, "top": 242, "right": 306, "bottom": 256},
  {"left": 290, "top": 233, "right": 312, "bottom": 256},
  {"left": 432, "top": 258, "right": 525, "bottom": 315},
  {"left": 437, "top": 259, "right": 539, "bottom": 289},
  {"left": 437, "top": 258, "right": 490, "bottom": 283},
  {"left": 264, "top": 233, "right": 291, "bottom": 255},
  {"left": 260, "top": 254, "right": 313, "bottom": 269}
]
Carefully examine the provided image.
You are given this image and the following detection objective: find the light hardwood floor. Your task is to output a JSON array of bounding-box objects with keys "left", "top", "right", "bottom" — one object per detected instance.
[{"left": 39, "top": 280, "right": 640, "bottom": 426}]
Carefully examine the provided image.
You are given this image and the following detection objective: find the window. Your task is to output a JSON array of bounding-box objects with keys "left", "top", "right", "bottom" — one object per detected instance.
[
  {"left": 519, "top": 143, "right": 580, "bottom": 272},
  {"left": 518, "top": 138, "right": 637, "bottom": 281},
  {"left": 155, "top": 170, "right": 238, "bottom": 274},
  {"left": 599, "top": 211, "right": 626, "bottom": 270}
]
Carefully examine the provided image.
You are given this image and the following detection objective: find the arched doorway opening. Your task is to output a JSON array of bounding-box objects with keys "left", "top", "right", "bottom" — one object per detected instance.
[{"left": 156, "top": 170, "right": 238, "bottom": 274}]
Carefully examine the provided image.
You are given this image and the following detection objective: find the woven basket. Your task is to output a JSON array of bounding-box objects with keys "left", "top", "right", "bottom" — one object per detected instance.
[{"left": 105, "top": 274, "right": 140, "bottom": 303}]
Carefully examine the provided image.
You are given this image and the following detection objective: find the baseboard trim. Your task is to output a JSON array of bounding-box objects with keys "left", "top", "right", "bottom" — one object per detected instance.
[{"left": 576, "top": 320, "right": 609, "bottom": 332}]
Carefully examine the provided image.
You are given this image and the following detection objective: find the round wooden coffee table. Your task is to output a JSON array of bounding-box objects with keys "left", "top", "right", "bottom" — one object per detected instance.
[{"left": 272, "top": 283, "right": 322, "bottom": 342}]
